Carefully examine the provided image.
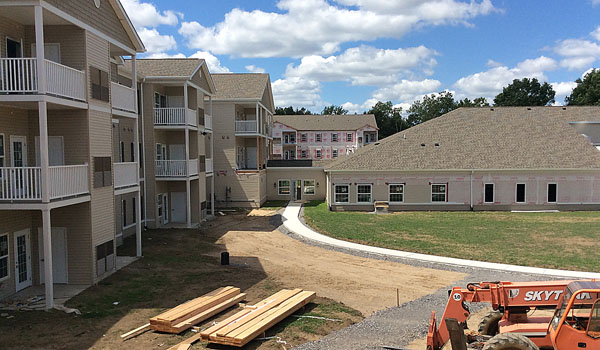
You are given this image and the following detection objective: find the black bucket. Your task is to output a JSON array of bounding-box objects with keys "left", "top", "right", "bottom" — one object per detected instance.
[{"left": 221, "top": 252, "right": 230, "bottom": 265}]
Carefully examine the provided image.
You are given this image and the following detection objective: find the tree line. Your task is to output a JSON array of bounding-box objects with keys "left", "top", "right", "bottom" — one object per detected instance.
[{"left": 275, "top": 69, "right": 600, "bottom": 139}]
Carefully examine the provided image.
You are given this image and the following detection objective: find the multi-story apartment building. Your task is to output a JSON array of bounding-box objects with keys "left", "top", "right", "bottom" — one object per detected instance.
[
  {"left": 0, "top": 0, "right": 144, "bottom": 309},
  {"left": 131, "top": 59, "right": 216, "bottom": 229},
  {"left": 272, "top": 114, "right": 378, "bottom": 160},
  {"left": 212, "top": 74, "right": 274, "bottom": 208}
]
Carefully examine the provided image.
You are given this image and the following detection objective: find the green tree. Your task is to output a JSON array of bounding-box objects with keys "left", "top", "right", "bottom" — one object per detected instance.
[
  {"left": 456, "top": 97, "right": 490, "bottom": 107},
  {"left": 565, "top": 69, "right": 600, "bottom": 105},
  {"left": 275, "top": 106, "right": 313, "bottom": 115},
  {"left": 322, "top": 105, "right": 348, "bottom": 115},
  {"left": 406, "top": 91, "right": 457, "bottom": 127},
  {"left": 366, "top": 101, "right": 406, "bottom": 139},
  {"left": 493, "top": 78, "right": 555, "bottom": 106}
]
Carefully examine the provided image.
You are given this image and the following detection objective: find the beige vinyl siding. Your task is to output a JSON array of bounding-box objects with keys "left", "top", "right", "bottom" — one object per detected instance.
[
  {"left": 215, "top": 171, "right": 265, "bottom": 208},
  {"left": 141, "top": 82, "right": 158, "bottom": 227},
  {"left": 112, "top": 117, "right": 136, "bottom": 162},
  {"left": 212, "top": 103, "right": 236, "bottom": 171},
  {"left": 266, "top": 168, "right": 327, "bottom": 201},
  {"left": 23, "top": 25, "right": 85, "bottom": 70},
  {"left": 191, "top": 67, "right": 211, "bottom": 95},
  {"left": 89, "top": 109, "right": 112, "bottom": 157},
  {"left": 47, "top": 110, "right": 89, "bottom": 165},
  {"left": 0, "top": 15, "right": 25, "bottom": 58},
  {"left": 44, "top": 0, "right": 135, "bottom": 49},
  {"left": 0, "top": 108, "right": 31, "bottom": 166},
  {"left": 114, "top": 193, "right": 137, "bottom": 241},
  {"left": 86, "top": 31, "right": 110, "bottom": 101}
]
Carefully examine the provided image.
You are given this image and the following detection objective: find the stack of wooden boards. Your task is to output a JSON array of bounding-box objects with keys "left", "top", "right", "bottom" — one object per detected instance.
[
  {"left": 141, "top": 286, "right": 245, "bottom": 334},
  {"left": 200, "top": 288, "right": 316, "bottom": 347}
]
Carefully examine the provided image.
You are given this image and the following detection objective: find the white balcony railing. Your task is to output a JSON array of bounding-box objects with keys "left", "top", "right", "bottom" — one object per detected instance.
[
  {"left": 235, "top": 120, "right": 258, "bottom": 134},
  {"left": 205, "top": 158, "right": 213, "bottom": 174},
  {"left": 0, "top": 58, "right": 86, "bottom": 101},
  {"left": 114, "top": 162, "right": 138, "bottom": 189},
  {"left": 111, "top": 82, "right": 136, "bottom": 112},
  {"left": 0, "top": 165, "right": 89, "bottom": 201},
  {"left": 155, "top": 108, "right": 197, "bottom": 127},
  {"left": 155, "top": 159, "right": 198, "bottom": 177}
]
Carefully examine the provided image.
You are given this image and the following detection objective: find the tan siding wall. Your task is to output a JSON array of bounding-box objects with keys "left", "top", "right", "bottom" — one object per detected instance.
[
  {"left": 86, "top": 31, "right": 110, "bottom": 102},
  {"left": 142, "top": 83, "right": 158, "bottom": 227},
  {"left": 0, "top": 108, "right": 31, "bottom": 166},
  {"left": 267, "top": 168, "right": 327, "bottom": 201},
  {"left": 23, "top": 25, "right": 85, "bottom": 70},
  {"left": 191, "top": 69, "right": 211, "bottom": 95},
  {"left": 114, "top": 193, "right": 137, "bottom": 241},
  {"left": 0, "top": 15, "right": 25, "bottom": 57},
  {"left": 112, "top": 117, "right": 135, "bottom": 162},
  {"left": 213, "top": 103, "right": 236, "bottom": 171},
  {"left": 215, "top": 172, "right": 264, "bottom": 208},
  {"left": 44, "top": 0, "right": 135, "bottom": 49},
  {"left": 89, "top": 109, "right": 112, "bottom": 157},
  {"left": 47, "top": 111, "right": 89, "bottom": 165}
]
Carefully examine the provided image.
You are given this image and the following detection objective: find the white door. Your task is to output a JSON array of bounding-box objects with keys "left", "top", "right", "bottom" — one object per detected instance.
[
  {"left": 35, "top": 136, "right": 65, "bottom": 166},
  {"left": 171, "top": 192, "right": 186, "bottom": 223},
  {"left": 10, "top": 136, "right": 27, "bottom": 167},
  {"left": 14, "top": 229, "right": 32, "bottom": 292},
  {"left": 169, "top": 144, "right": 185, "bottom": 160},
  {"left": 31, "top": 43, "right": 60, "bottom": 63},
  {"left": 236, "top": 147, "right": 245, "bottom": 169},
  {"left": 246, "top": 146, "right": 257, "bottom": 169},
  {"left": 38, "top": 227, "right": 68, "bottom": 284},
  {"left": 162, "top": 194, "right": 169, "bottom": 224}
]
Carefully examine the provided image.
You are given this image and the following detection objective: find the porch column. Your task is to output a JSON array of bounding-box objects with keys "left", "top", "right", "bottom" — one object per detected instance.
[
  {"left": 34, "top": 5, "right": 46, "bottom": 94},
  {"left": 35, "top": 6, "right": 50, "bottom": 203},
  {"left": 131, "top": 54, "right": 137, "bottom": 113},
  {"left": 186, "top": 180, "right": 192, "bottom": 228},
  {"left": 256, "top": 136, "right": 260, "bottom": 170},
  {"left": 42, "top": 209, "right": 53, "bottom": 309},
  {"left": 135, "top": 192, "right": 142, "bottom": 257},
  {"left": 255, "top": 103, "right": 259, "bottom": 134},
  {"left": 211, "top": 174, "right": 215, "bottom": 217}
]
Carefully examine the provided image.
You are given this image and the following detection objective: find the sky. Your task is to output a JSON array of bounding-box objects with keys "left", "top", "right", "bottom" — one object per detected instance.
[{"left": 121, "top": 0, "right": 600, "bottom": 113}]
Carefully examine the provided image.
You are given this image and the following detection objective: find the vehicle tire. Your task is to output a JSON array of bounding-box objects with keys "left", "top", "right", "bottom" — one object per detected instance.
[
  {"left": 482, "top": 333, "right": 539, "bottom": 350},
  {"left": 478, "top": 310, "right": 503, "bottom": 335}
]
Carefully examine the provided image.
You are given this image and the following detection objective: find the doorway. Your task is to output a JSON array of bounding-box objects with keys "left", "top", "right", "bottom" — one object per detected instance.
[
  {"left": 295, "top": 180, "right": 302, "bottom": 201},
  {"left": 170, "top": 192, "right": 186, "bottom": 223},
  {"left": 162, "top": 194, "right": 169, "bottom": 224},
  {"left": 14, "top": 229, "right": 32, "bottom": 292},
  {"left": 6, "top": 38, "right": 22, "bottom": 58},
  {"left": 38, "top": 227, "right": 68, "bottom": 284}
]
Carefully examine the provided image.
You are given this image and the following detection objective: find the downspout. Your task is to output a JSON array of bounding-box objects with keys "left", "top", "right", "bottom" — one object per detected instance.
[
  {"left": 470, "top": 170, "right": 474, "bottom": 211},
  {"left": 141, "top": 78, "right": 148, "bottom": 225}
]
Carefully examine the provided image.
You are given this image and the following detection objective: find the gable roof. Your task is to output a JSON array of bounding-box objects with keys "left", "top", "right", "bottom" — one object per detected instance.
[
  {"left": 211, "top": 73, "right": 270, "bottom": 101},
  {"left": 326, "top": 107, "right": 600, "bottom": 171},
  {"left": 274, "top": 114, "right": 378, "bottom": 131},
  {"left": 110, "top": 0, "right": 145, "bottom": 52},
  {"left": 129, "top": 58, "right": 205, "bottom": 78}
]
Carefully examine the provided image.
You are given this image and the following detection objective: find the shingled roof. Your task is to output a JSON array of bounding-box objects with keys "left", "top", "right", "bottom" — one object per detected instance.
[
  {"left": 274, "top": 114, "right": 378, "bottom": 131},
  {"left": 326, "top": 107, "right": 600, "bottom": 171},
  {"left": 211, "top": 73, "right": 270, "bottom": 100},
  {"left": 127, "top": 58, "right": 205, "bottom": 77}
]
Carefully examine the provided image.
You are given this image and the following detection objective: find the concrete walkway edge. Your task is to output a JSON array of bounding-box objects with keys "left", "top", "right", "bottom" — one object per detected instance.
[{"left": 282, "top": 202, "right": 600, "bottom": 279}]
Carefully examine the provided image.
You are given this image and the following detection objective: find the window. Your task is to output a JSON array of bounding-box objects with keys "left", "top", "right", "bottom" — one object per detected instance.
[
  {"left": 431, "top": 184, "right": 447, "bottom": 202},
  {"left": 357, "top": 184, "right": 372, "bottom": 203},
  {"left": 316, "top": 133, "right": 322, "bottom": 142},
  {"left": 96, "top": 240, "right": 114, "bottom": 276},
  {"left": 290, "top": 134, "right": 296, "bottom": 143},
  {"left": 588, "top": 300, "right": 600, "bottom": 339},
  {"left": 516, "top": 183, "right": 526, "bottom": 203},
  {"left": 303, "top": 180, "right": 315, "bottom": 195},
  {"left": 278, "top": 180, "right": 291, "bottom": 195},
  {"left": 157, "top": 194, "right": 163, "bottom": 217},
  {"left": 484, "top": 183, "right": 494, "bottom": 203},
  {"left": 0, "top": 134, "right": 4, "bottom": 167},
  {"left": 301, "top": 150, "right": 307, "bottom": 158},
  {"left": 0, "top": 233, "right": 8, "bottom": 281},
  {"left": 93, "top": 157, "right": 112, "bottom": 188},
  {"left": 346, "top": 133, "right": 353, "bottom": 142},
  {"left": 331, "top": 133, "right": 338, "bottom": 142},
  {"left": 154, "top": 92, "right": 167, "bottom": 108},
  {"left": 90, "top": 67, "right": 109, "bottom": 102},
  {"left": 131, "top": 143, "right": 135, "bottom": 162},
  {"left": 332, "top": 149, "right": 338, "bottom": 158},
  {"left": 122, "top": 199, "right": 127, "bottom": 228},
  {"left": 335, "top": 185, "right": 349, "bottom": 203},
  {"left": 132, "top": 198, "right": 136, "bottom": 223},
  {"left": 301, "top": 133, "right": 307, "bottom": 142},
  {"left": 316, "top": 149, "right": 322, "bottom": 158},
  {"left": 547, "top": 183, "right": 557, "bottom": 203},
  {"left": 389, "top": 184, "right": 404, "bottom": 202},
  {"left": 120, "top": 141, "right": 125, "bottom": 162}
]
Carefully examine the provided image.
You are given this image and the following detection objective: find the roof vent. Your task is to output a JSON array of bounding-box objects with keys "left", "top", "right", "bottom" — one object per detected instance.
[
  {"left": 434, "top": 143, "right": 440, "bottom": 147},
  {"left": 403, "top": 134, "right": 407, "bottom": 139},
  {"left": 490, "top": 108, "right": 494, "bottom": 111},
  {"left": 527, "top": 107, "right": 532, "bottom": 110},
  {"left": 421, "top": 143, "right": 426, "bottom": 147},
  {"left": 562, "top": 107, "right": 567, "bottom": 110},
  {"left": 374, "top": 142, "right": 380, "bottom": 146}
]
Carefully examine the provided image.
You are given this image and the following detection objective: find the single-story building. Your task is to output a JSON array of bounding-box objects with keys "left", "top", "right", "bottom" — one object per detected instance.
[{"left": 324, "top": 107, "right": 600, "bottom": 211}]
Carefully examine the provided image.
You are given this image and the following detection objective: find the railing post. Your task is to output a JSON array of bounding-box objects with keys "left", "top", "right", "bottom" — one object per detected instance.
[
  {"left": 42, "top": 208, "right": 53, "bottom": 309},
  {"left": 135, "top": 191, "right": 142, "bottom": 257},
  {"left": 34, "top": 6, "right": 45, "bottom": 94}
]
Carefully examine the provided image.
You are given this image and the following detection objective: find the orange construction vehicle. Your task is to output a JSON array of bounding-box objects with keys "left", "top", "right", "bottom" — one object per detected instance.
[{"left": 427, "top": 280, "right": 600, "bottom": 350}]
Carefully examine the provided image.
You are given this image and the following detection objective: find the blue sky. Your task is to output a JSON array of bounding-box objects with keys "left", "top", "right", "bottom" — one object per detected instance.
[{"left": 122, "top": 0, "right": 600, "bottom": 113}]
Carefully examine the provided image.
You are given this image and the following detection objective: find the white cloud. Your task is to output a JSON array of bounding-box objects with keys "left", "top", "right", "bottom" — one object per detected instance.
[
  {"left": 179, "top": 0, "right": 497, "bottom": 58},
  {"left": 284, "top": 45, "right": 437, "bottom": 86},
  {"left": 592, "top": 26, "right": 600, "bottom": 41},
  {"left": 553, "top": 27, "right": 600, "bottom": 71},
  {"left": 146, "top": 52, "right": 186, "bottom": 59},
  {"left": 272, "top": 77, "right": 323, "bottom": 109},
  {"left": 121, "top": 0, "right": 180, "bottom": 28},
  {"left": 245, "top": 65, "right": 266, "bottom": 73},
  {"left": 372, "top": 79, "right": 442, "bottom": 102},
  {"left": 137, "top": 27, "right": 177, "bottom": 54},
  {"left": 453, "top": 56, "right": 558, "bottom": 100},
  {"left": 551, "top": 81, "right": 577, "bottom": 105},
  {"left": 189, "top": 51, "right": 231, "bottom": 73},
  {"left": 341, "top": 99, "right": 379, "bottom": 114}
]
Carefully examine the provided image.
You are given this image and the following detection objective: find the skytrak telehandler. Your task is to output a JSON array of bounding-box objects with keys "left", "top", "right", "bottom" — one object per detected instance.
[{"left": 426, "top": 280, "right": 600, "bottom": 350}]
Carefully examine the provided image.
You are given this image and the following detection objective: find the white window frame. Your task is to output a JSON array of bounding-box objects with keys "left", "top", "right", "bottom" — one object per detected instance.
[
  {"left": 515, "top": 183, "right": 526, "bottom": 203},
  {"left": 484, "top": 183, "right": 495, "bottom": 204},
  {"left": 389, "top": 184, "right": 404, "bottom": 203},
  {"left": 316, "top": 133, "right": 322, "bottom": 142},
  {"left": 332, "top": 149, "right": 338, "bottom": 158},
  {"left": 346, "top": 133, "right": 353, "bottom": 142},
  {"left": 547, "top": 183, "right": 558, "bottom": 203},
  {"left": 0, "top": 232, "right": 9, "bottom": 282},
  {"left": 0, "top": 133, "right": 4, "bottom": 168},
  {"left": 357, "top": 184, "right": 372, "bottom": 203},
  {"left": 331, "top": 133, "right": 338, "bottom": 142},
  {"left": 334, "top": 184, "right": 349, "bottom": 203},
  {"left": 301, "top": 150, "right": 307, "bottom": 158},
  {"left": 316, "top": 149, "right": 322, "bottom": 158},
  {"left": 431, "top": 183, "right": 447, "bottom": 202},
  {"left": 278, "top": 179, "right": 291, "bottom": 195},
  {"left": 303, "top": 179, "right": 316, "bottom": 195}
]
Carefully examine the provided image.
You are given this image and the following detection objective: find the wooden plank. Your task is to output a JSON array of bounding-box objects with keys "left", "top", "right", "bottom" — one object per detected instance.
[
  {"left": 171, "top": 293, "right": 247, "bottom": 333},
  {"left": 167, "top": 288, "right": 240, "bottom": 326},
  {"left": 167, "top": 332, "right": 203, "bottom": 350},
  {"left": 120, "top": 323, "right": 151, "bottom": 340},
  {"left": 154, "top": 287, "right": 236, "bottom": 323}
]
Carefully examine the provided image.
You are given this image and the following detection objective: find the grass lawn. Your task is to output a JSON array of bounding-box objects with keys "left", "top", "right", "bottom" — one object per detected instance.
[
  {"left": 261, "top": 200, "right": 289, "bottom": 210},
  {"left": 303, "top": 201, "right": 600, "bottom": 271}
]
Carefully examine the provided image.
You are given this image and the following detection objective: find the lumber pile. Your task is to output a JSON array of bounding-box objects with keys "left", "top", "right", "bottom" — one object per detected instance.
[
  {"left": 149, "top": 286, "right": 246, "bottom": 334},
  {"left": 200, "top": 288, "right": 316, "bottom": 347}
]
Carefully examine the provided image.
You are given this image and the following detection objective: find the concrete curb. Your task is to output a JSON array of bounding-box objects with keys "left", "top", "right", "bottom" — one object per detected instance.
[{"left": 282, "top": 202, "right": 600, "bottom": 279}]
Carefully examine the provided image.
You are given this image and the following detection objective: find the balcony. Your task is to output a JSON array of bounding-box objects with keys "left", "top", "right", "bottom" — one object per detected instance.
[
  {"left": 235, "top": 120, "right": 258, "bottom": 134},
  {"left": 155, "top": 159, "right": 198, "bottom": 178},
  {"left": 0, "top": 165, "right": 89, "bottom": 201},
  {"left": 111, "top": 82, "right": 136, "bottom": 113},
  {"left": 114, "top": 162, "right": 138, "bottom": 189},
  {"left": 154, "top": 108, "right": 197, "bottom": 128},
  {"left": 0, "top": 58, "right": 86, "bottom": 102},
  {"left": 205, "top": 158, "right": 213, "bottom": 175}
]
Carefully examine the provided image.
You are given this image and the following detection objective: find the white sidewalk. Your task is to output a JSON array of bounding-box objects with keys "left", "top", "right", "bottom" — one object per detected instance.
[{"left": 282, "top": 202, "right": 600, "bottom": 279}]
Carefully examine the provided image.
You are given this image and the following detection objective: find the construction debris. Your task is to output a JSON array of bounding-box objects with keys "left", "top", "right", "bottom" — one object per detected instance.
[
  {"left": 200, "top": 288, "right": 316, "bottom": 347},
  {"left": 120, "top": 323, "right": 151, "bottom": 341}
]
